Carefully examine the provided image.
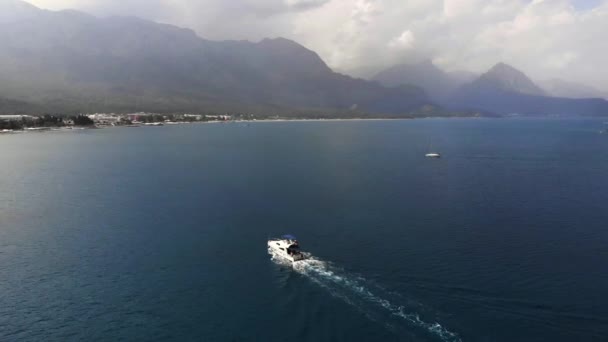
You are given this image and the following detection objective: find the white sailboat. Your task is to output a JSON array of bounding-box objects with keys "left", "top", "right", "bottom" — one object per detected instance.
[{"left": 426, "top": 140, "right": 441, "bottom": 158}]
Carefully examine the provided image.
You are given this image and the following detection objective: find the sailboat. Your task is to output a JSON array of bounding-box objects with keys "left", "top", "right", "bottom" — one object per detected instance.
[{"left": 426, "top": 140, "right": 441, "bottom": 158}]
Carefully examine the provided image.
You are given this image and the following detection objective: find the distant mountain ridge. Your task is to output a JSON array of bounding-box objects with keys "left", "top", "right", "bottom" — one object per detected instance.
[
  {"left": 540, "top": 78, "right": 608, "bottom": 100},
  {"left": 372, "top": 60, "right": 472, "bottom": 101},
  {"left": 0, "top": 0, "right": 430, "bottom": 115},
  {"left": 1, "top": 0, "right": 607, "bottom": 117},
  {"left": 0, "top": 0, "right": 40, "bottom": 23},
  {"left": 474, "top": 62, "right": 546, "bottom": 96},
  {"left": 373, "top": 57, "right": 608, "bottom": 116},
  {"left": 449, "top": 63, "right": 608, "bottom": 116}
]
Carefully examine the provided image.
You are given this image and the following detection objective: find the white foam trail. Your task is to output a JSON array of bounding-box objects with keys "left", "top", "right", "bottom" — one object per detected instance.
[{"left": 270, "top": 250, "right": 461, "bottom": 342}]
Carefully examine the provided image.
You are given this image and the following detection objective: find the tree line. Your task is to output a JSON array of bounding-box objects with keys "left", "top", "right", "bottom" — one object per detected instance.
[{"left": 0, "top": 115, "right": 95, "bottom": 130}]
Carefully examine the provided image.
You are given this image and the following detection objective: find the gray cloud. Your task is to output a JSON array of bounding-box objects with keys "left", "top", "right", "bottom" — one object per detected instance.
[
  {"left": 286, "top": 0, "right": 331, "bottom": 11},
  {"left": 28, "top": 0, "right": 608, "bottom": 91}
]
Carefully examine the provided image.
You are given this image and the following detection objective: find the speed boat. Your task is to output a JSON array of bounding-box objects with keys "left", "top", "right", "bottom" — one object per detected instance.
[
  {"left": 267, "top": 235, "right": 307, "bottom": 262},
  {"left": 426, "top": 153, "right": 441, "bottom": 158}
]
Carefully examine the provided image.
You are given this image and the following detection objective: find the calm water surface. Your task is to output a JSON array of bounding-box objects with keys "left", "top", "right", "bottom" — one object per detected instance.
[{"left": 1, "top": 118, "right": 608, "bottom": 341}]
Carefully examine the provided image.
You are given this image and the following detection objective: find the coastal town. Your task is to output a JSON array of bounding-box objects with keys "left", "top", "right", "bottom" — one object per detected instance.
[{"left": 0, "top": 112, "right": 233, "bottom": 133}]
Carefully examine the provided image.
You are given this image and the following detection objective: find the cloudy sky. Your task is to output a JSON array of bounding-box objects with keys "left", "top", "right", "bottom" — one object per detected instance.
[{"left": 28, "top": 0, "right": 608, "bottom": 90}]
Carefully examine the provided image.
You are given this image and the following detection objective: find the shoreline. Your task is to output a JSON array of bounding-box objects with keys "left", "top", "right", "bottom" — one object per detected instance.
[
  {"left": 0, "top": 116, "right": 466, "bottom": 135},
  {"left": 1, "top": 116, "right": 604, "bottom": 137}
]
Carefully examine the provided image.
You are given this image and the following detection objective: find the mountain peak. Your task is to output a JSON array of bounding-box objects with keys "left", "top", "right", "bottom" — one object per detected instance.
[
  {"left": 257, "top": 37, "right": 322, "bottom": 57},
  {"left": 256, "top": 37, "right": 331, "bottom": 75},
  {"left": 486, "top": 62, "right": 524, "bottom": 77},
  {"left": 0, "top": 0, "right": 38, "bottom": 8},
  {"left": 260, "top": 37, "right": 299, "bottom": 45},
  {"left": 491, "top": 61, "right": 513, "bottom": 69},
  {"left": 481, "top": 62, "right": 545, "bottom": 96},
  {"left": 372, "top": 60, "right": 465, "bottom": 101},
  {"left": 0, "top": 0, "right": 41, "bottom": 23}
]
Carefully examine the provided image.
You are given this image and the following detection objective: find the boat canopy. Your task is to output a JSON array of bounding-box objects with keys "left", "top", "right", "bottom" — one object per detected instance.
[{"left": 282, "top": 234, "right": 297, "bottom": 240}]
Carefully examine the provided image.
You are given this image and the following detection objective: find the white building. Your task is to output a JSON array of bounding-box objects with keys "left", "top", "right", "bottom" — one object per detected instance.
[
  {"left": 87, "top": 113, "right": 124, "bottom": 125},
  {"left": 0, "top": 115, "right": 35, "bottom": 121}
]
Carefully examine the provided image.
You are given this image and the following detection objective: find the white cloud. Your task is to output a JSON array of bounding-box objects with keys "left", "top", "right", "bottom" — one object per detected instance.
[
  {"left": 443, "top": 0, "right": 481, "bottom": 18},
  {"left": 26, "top": 0, "right": 608, "bottom": 90},
  {"left": 546, "top": 52, "right": 579, "bottom": 69},
  {"left": 388, "top": 30, "right": 415, "bottom": 50}
]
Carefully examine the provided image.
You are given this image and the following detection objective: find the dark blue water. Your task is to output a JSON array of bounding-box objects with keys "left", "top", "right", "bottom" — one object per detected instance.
[{"left": 2, "top": 118, "right": 608, "bottom": 341}]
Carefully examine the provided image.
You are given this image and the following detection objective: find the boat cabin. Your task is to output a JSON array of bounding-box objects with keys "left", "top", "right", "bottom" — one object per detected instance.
[{"left": 268, "top": 235, "right": 306, "bottom": 261}]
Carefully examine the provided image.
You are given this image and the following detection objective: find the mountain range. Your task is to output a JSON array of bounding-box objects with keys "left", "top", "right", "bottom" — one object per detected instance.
[
  {"left": 450, "top": 63, "right": 608, "bottom": 116},
  {"left": 374, "top": 60, "right": 608, "bottom": 116},
  {"left": 540, "top": 79, "right": 608, "bottom": 100},
  {"left": 0, "top": 0, "right": 429, "bottom": 116},
  {"left": 0, "top": 0, "right": 607, "bottom": 117},
  {"left": 373, "top": 60, "right": 461, "bottom": 102}
]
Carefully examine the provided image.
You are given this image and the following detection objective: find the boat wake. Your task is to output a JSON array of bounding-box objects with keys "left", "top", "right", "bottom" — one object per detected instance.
[{"left": 269, "top": 250, "right": 461, "bottom": 342}]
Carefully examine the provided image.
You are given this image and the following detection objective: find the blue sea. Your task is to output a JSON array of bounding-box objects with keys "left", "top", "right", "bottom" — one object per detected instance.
[{"left": 1, "top": 118, "right": 608, "bottom": 341}]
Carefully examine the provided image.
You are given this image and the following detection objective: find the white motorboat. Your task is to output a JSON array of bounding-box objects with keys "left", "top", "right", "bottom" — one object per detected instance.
[{"left": 267, "top": 235, "right": 307, "bottom": 262}]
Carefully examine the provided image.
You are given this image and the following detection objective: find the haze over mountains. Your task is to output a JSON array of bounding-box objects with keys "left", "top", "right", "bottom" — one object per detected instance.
[
  {"left": 540, "top": 79, "right": 608, "bottom": 100},
  {"left": 373, "top": 60, "right": 608, "bottom": 116},
  {"left": 372, "top": 60, "right": 470, "bottom": 102},
  {"left": 450, "top": 63, "right": 608, "bottom": 116},
  {"left": 0, "top": 0, "right": 607, "bottom": 117},
  {"left": 0, "top": 0, "right": 430, "bottom": 115}
]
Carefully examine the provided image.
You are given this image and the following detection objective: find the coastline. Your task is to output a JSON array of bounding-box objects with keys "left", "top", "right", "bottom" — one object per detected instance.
[{"left": 0, "top": 116, "right": 494, "bottom": 136}]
